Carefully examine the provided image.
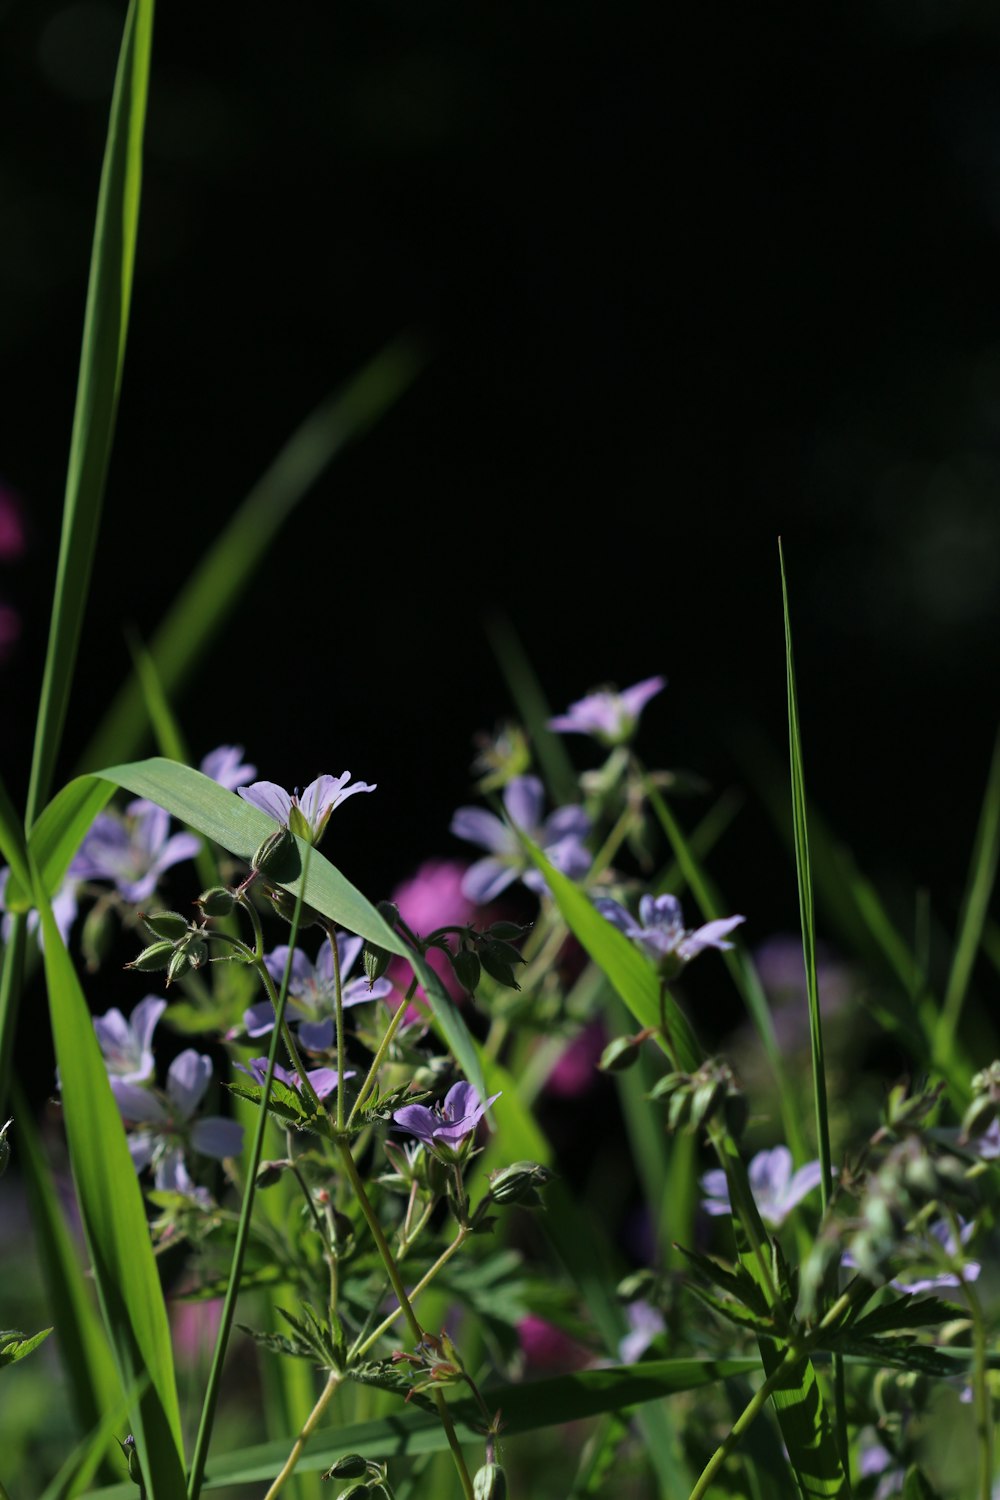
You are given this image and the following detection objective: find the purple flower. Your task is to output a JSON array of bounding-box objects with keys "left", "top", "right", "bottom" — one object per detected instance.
[
  {"left": 200, "top": 745, "right": 256, "bottom": 791},
  {"left": 0, "top": 864, "right": 80, "bottom": 948},
  {"left": 236, "top": 1056, "right": 352, "bottom": 1101},
  {"left": 617, "top": 1300, "right": 666, "bottom": 1364},
  {"left": 93, "top": 996, "right": 166, "bottom": 1083},
  {"left": 701, "top": 1146, "right": 826, "bottom": 1229},
  {"left": 393, "top": 1081, "right": 501, "bottom": 1156},
  {"left": 111, "top": 1049, "right": 243, "bottom": 1193},
  {"left": 239, "top": 933, "right": 392, "bottom": 1051},
  {"left": 548, "top": 675, "right": 666, "bottom": 746},
  {"left": 238, "top": 772, "right": 376, "bottom": 845},
  {"left": 73, "top": 799, "right": 201, "bottom": 904},
  {"left": 887, "top": 1218, "right": 980, "bottom": 1296},
  {"left": 450, "top": 775, "right": 591, "bottom": 904},
  {"left": 596, "top": 892, "right": 744, "bottom": 975}
]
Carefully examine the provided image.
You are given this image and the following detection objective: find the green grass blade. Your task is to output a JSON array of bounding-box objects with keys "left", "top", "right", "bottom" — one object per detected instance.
[
  {"left": 31, "top": 864, "right": 185, "bottom": 1499},
  {"left": 82, "top": 1360, "right": 760, "bottom": 1496},
  {"left": 2, "top": 779, "right": 115, "bottom": 917},
  {"left": 937, "top": 725, "right": 1000, "bottom": 1057},
  {"left": 13, "top": 1086, "right": 122, "bottom": 1485},
  {"left": 78, "top": 340, "right": 423, "bottom": 775},
  {"left": 0, "top": 768, "right": 30, "bottom": 891},
  {"left": 26, "top": 0, "right": 154, "bottom": 823}
]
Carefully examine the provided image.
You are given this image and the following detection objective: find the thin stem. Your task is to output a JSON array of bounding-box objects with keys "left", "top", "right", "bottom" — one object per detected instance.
[
  {"left": 262, "top": 1367, "right": 341, "bottom": 1500},
  {"left": 323, "top": 921, "right": 346, "bottom": 1131},
  {"left": 351, "top": 1227, "right": 469, "bottom": 1362},
  {"left": 284, "top": 1129, "right": 331, "bottom": 1248},
  {"left": 255, "top": 960, "right": 323, "bottom": 1115},
  {"left": 336, "top": 1142, "right": 475, "bottom": 1500},
  {"left": 348, "top": 974, "right": 420, "bottom": 1126}
]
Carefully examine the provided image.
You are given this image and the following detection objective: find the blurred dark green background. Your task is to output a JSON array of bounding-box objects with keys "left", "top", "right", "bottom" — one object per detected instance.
[{"left": 2, "top": 0, "right": 999, "bottom": 946}]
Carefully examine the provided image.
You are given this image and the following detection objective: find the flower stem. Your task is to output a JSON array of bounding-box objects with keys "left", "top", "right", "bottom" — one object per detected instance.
[
  {"left": 348, "top": 974, "right": 420, "bottom": 1127},
  {"left": 262, "top": 1367, "right": 341, "bottom": 1500},
  {"left": 323, "top": 921, "right": 347, "bottom": 1131},
  {"left": 255, "top": 961, "right": 323, "bottom": 1115},
  {"left": 336, "top": 1142, "right": 475, "bottom": 1500},
  {"left": 350, "top": 1226, "right": 469, "bottom": 1361}
]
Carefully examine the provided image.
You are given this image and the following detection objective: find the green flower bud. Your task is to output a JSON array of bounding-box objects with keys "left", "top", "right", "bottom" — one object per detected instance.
[
  {"left": 166, "top": 948, "right": 192, "bottom": 986},
  {"left": 362, "top": 912, "right": 395, "bottom": 987},
  {"left": 126, "top": 940, "right": 174, "bottom": 972},
  {"left": 141, "top": 911, "right": 190, "bottom": 941},
  {"left": 118, "top": 1435, "right": 143, "bottom": 1487},
  {"left": 325, "top": 1454, "right": 370, "bottom": 1479},
  {"left": 265, "top": 885, "right": 322, "bottom": 929},
  {"left": 252, "top": 827, "right": 300, "bottom": 881},
  {"left": 477, "top": 938, "right": 524, "bottom": 990},
  {"left": 599, "top": 1035, "right": 644, "bottom": 1072},
  {"left": 488, "top": 1160, "right": 553, "bottom": 1207},
  {"left": 255, "top": 1159, "right": 289, "bottom": 1189},
  {"left": 0, "top": 1119, "right": 12, "bottom": 1179},
  {"left": 474, "top": 1462, "right": 508, "bottom": 1499},
  {"left": 487, "top": 920, "right": 532, "bottom": 941},
  {"left": 197, "top": 886, "right": 236, "bottom": 917},
  {"left": 451, "top": 947, "right": 482, "bottom": 995}
]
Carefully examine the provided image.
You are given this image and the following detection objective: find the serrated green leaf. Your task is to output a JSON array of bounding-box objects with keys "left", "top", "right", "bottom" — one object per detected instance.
[
  {"left": 845, "top": 1293, "right": 963, "bottom": 1340},
  {"left": 0, "top": 1325, "right": 52, "bottom": 1365},
  {"left": 682, "top": 1279, "right": 781, "bottom": 1336}
]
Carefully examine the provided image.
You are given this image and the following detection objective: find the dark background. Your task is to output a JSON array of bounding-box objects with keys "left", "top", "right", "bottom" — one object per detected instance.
[{"left": 3, "top": 0, "right": 1000, "bottom": 992}]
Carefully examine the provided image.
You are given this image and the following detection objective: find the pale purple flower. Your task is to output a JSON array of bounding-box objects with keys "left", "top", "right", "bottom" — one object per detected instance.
[
  {"left": 236, "top": 1056, "right": 352, "bottom": 1101},
  {"left": 548, "top": 675, "right": 666, "bottom": 746},
  {"left": 238, "top": 772, "right": 376, "bottom": 845},
  {"left": 857, "top": 1432, "right": 903, "bottom": 1500},
  {"left": 701, "top": 1145, "right": 826, "bottom": 1229},
  {"left": 93, "top": 996, "right": 166, "bottom": 1083},
  {"left": 596, "top": 892, "right": 744, "bottom": 974},
  {"left": 111, "top": 1049, "right": 243, "bottom": 1193},
  {"left": 239, "top": 933, "right": 392, "bottom": 1051},
  {"left": 450, "top": 775, "right": 591, "bottom": 904},
  {"left": 393, "top": 1081, "right": 501, "bottom": 1151},
  {"left": 618, "top": 1300, "right": 666, "bottom": 1364},
  {"left": 889, "top": 1218, "right": 980, "bottom": 1296},
  {"left": 73, "top": 799, "right": 201, "bottom": 903},
  {"left": 0, "top": 864, "right": 80, "bottom": 948},
  {"left": 200, "top": 745, "right": 256, "bottom": 791}
]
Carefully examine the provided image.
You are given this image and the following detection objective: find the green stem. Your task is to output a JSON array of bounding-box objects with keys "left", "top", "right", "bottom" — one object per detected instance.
[
  {"left": 351, "top": 1227, "right": 469, "bottom": 1362},
  {"left": 262, "top": 1367, "right": 341, "bottom": 1500},
  {"left": 348, "top": 977, "right": 419, "bottom": 1126},
  {"left": 324, "top": 921, "right": 346, "bottom": 1131},
  {"left": 255, "top": 960, "right": 323, "bottom": 1115},
  {"left": 336, "top": 1142, "right": 475, "bottom": 1500}
]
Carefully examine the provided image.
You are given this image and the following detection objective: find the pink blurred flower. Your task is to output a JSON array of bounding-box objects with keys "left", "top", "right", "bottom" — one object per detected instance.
[
  {"left": 0, "top": 486, "right": 25, "bottom": 562},
  {"left": 0, "top": 603, "right": 20, "bottom": 663},
  {"left": 544, "top": 1019, "right": 607, "bottom": 1098},
  {"left": 170, "top": 1295, "right": 223, "bottom": 1368},
  {"left": 516, "top": 1315, "right": 592, "bottom": 1373}
]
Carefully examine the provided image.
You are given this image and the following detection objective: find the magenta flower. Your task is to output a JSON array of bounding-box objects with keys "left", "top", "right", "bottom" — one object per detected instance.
[
  {"left": 701, "top": 1145, "right": 825, "bottom": 1229},
  {"left": 596, "top": 892, "right": 744, "bottom": 975},
  {"left": 393, "top": 1081, "right": 501, "bottom": 1154},
  {"left": 517, "top": 1314, "right": 592, "bottom": 1373},
  {"left": 74, "top": 799, "right": 201, "bottom": 903},
  {"left": 450, "top": 775, "right": 591, "bottom": 903},
  {"left": 111, "top": 1049, "right": 243, "bottom": 1193},
  {"left": 93, "top": 996, "right": 166, "bottom": 1083},
  {"left": 238, "top": 772, "right": 375, "bottom": 845},
  {"left": 548, "top": 675, "right": 666, "bottom": 746},
  {"left": 236, "top": 1056, "right": 352, "bottom": 1101},
  {"left": 200, "top": 745, "right": 256, "bottom": 791},
  {"left": 0, "top": 485, "right": 25, "bottom": 561},
  {"left": 239, "top": 933, "right": 392, "bottom": 1050}
]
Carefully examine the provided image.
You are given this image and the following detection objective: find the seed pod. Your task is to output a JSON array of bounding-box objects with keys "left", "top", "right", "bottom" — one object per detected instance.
[
  {"left": 325, "top": 1454, "right": 370, "bottom": 1479},
  {"left": 473, "top": 1462, "right": 508, "bottom": 1499},
  {"left": 252, "top": 827, "right": 299, "bottom": 880},
  {"left": 126, "top": 940, "right": 174, "bottom": 972},
  {"left": 451, "top": 947, "right": 481, "bottom": 995},
  {"left": 166, "top": 948, "right": 192, "bottom": 986},
  {"left": 599, "top": 1035, "right": 643, "bottom": 1072},
  {"left": 487, "top": 920, "right": 531, "bottom": 941},
  {"left": 266, "top": 885, "right": 322, "bottom": 929},
  {"left": 141, "top": 911, "right": 189, "bottom": 941},
  {"left": 197, "top": 886, "right": 236, "bottom": 917},
  {"left": 488, "top": 1160, "right": 553, "bottom": 1207}
]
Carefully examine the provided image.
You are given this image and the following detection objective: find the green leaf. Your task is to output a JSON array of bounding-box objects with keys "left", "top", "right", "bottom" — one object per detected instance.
[
  {"left": 0, "top": 1326, "right": 52, "bottom": 1366},
  {"left": 844, "top": 1293, "right": 963, "bottom": 1340},
  {"left": 0, "top": 766, "right": 30, "bottom": 892},
  {"left": 26, "top": 0, "right": 154, "bottom": 824},
  {"left": 32, "top": 865, "right": 185, "bottom": 1500},
  {"left": 902, "top": 1463, "right": 943, "bottom": 1499},
  {"left": 78, "top": 339, "right": 423, "bottom": 775}
]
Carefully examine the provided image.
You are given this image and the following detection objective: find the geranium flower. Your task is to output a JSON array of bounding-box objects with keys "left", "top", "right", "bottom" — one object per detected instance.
[
  {"left": 548, "top": 675, "right": 666, "bottom": 746},
  {"left": 450, "top": 775, "right": 591, "bottom": 903},
  {"left": 237, "top": 772, "right": 375, "bottom": 845},
  {"left": 200, "top": 745, "right": 256, "bottom": 791},
  {"left": 596, "top": 892, "right": 744, "bottom": 975},
  {"left": 93, "top": 996, "right": 166, "bottom": 1083},
  {"left": 393, "top": 1081, "right": 501, "bottom": 1153},
  {"left": 701, "top": 1145, "right": 826, "bottom": 1229},
  {"left": 111, "top": 1050, "right": 243, "bottom": 1193},
  {"left": 239, "top": 934, "right": 392, "bottom": 1050},
  {"left": 236, "top": 1056, "right": 352, "bottom": 1101},
  {"left": 73, "top": 799, "right": 201, "bottom": 903}
]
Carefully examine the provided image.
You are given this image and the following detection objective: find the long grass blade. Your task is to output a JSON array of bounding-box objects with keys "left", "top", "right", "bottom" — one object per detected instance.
[
  {"left": 26, "top": 0, "right": 154, "bottom": 823},
  {"left": 78, "top": 340, "right": 423, "bottom": 774}
]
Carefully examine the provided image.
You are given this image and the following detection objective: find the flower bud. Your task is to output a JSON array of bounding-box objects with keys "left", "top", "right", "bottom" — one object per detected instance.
[
  {"left": 126, "top": 940, "right": 174, "bottom": 972},
  {"left": 0, "top": 1119, "right": 12, "bottom": 1179},
  {"left": 167, "top": 948, "right": 192, "bottom": 986},
  {"left": 487, "top": 920, "right": 532, "bottom": 941},
  {"left": 477, "top": 938, "right": 524, "bottom": 990},
  {"left": 362, "top": 910, "right": 396, "bottom": 988},
  {"left": 474, "top": 1462, "right": 508, "bottom": 1499},
  {"left": 451, "top": 947, "right": 481, "bottom": 995},
  {"left": 599, "top": 1035, "right": 644, "bottom": 1072},
  {"left": 197, "top": 886, "right": 236, "bottom": 917},
  {"left": 252, "top": 827, "right": 300, "bottom": 881},
  {"left": 255, "top": 1159, "right": 289, "bottom": 1189},
  {"left": 141, "top": 911, "right": 190, "bottom": 941},
  {"left": 325, "top": 1454, "right": 370, "bottom": 1479},
  {"left": 265, "top": 886, "right": 322, "bottom": 929},
  {"left": 488, "top": 1160, "right": 553, "bottom": 1207},
  {"left": 118, "top": 1435, "right": 143, "bottom": 1488}
]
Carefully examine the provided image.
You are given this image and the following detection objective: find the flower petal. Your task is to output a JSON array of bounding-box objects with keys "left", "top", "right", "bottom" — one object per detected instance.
[
  {"left": 503, "top": 775, "right": 544, "bottom": 832},
  {"left": 461, "top": 858, "right": 518, "bottom": 905},
  {"left": 238, "top": 781, "right": 293, "bottom": 824},
  {"left": 450, "top": 806, "right": 510, "bottom": 855},
  {"left": 191, "top": 1116, "right": 244, "bottom": 1160},
  {"left": 166, "top": 1050, "right": 212, "bottom": 1118},
  {"left": 392, "top": 1103, "right": 439, "bottom": 1144}
]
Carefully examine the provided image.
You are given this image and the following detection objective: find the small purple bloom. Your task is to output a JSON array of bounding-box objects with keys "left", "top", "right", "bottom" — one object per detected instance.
[
  {"left": 890, "top": 1218, "right": 981, "bottom": 1296},
  {"left": 596, "top": 892, "right": 744, "bottom": 975},
  {"left": 701, "top": 1146, "right": 826, "bottom": 1229},
  {"left": 393, "top": 1081, "right": 501, "bottom": 1154},
  {"left": 238, "top": 934, "right": 393, "bottom": 1051},
  {"left": 548, "top": 675, "right": 666, "bottom": 746},
  {"left": 111, "top": 1049, "right": 243, "bottom": 1192},
  {"left": 618, "top": 1300, "right": 666, "bottom": 1364},
  {"left": 200, "top": 745, "right": 257, "bottom": 792},
  {"left": 93, "top": 995, "right": 166, "bottom": 1083},
  {"left": 74, "top": 799, "right": 201, "bottom": 904},
  {"left": 237, "top": 1056, "right": 352, "bottom": 1101},
  {"left": 238, "top": 772, "right": 376, "bottom": 845},
  {"left": 450, "top": 775, "right": 591, "bottom": 904}
]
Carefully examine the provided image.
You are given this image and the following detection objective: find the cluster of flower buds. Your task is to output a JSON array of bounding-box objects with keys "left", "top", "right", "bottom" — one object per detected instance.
[
  {"left": 847, "top": 1133, "right": 975, "bottom": 1282},
  {"left": 322, "top": 1453, "right": 394, "bottom": 1498},
  {"left": 961, "top": 1060, "right": 1000, "bottom": 1142},
  {"left": 447, "top": 922, "right": 531, "bottom": 996},
  {"left": 391, "top": 1329, "right": 466, "bottom": 1398},
  {"left": 126, "top": 910, "right": 208, "bottom": 987},
  {"left": 649, "top": 1058, "right": 747, "bottom": 1138}
]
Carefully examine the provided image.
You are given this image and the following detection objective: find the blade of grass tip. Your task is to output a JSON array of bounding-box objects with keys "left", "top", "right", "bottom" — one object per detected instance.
[
  {"left": 14, "top": 1085, "right": 123, "bottom": 1486},
  {"left": 26, "top": 0, "right": 154, "bottom": 825},
  {"left": 78, "top": 338, "right": 424, "bottom": 774},
  {"left": 779, "top": 538, "right": 846, "bottom": 1474},
  {"left": 483, "top": 612, "right": 578, "bottom": 806},
  {"left": 937, "top": 724, "right": 1000, "bottom": 1063}
]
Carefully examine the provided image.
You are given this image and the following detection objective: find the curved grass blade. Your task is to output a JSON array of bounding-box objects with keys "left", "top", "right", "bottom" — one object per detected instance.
[
  {"left": 78, "top": 340, "right": 423, "bottom": 775},
  {"left": 26, "top": 0, "right": 154, "bottom": 823},
  {"left": 31, "top": 862, "right": 185, "bottom": 1500}
]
